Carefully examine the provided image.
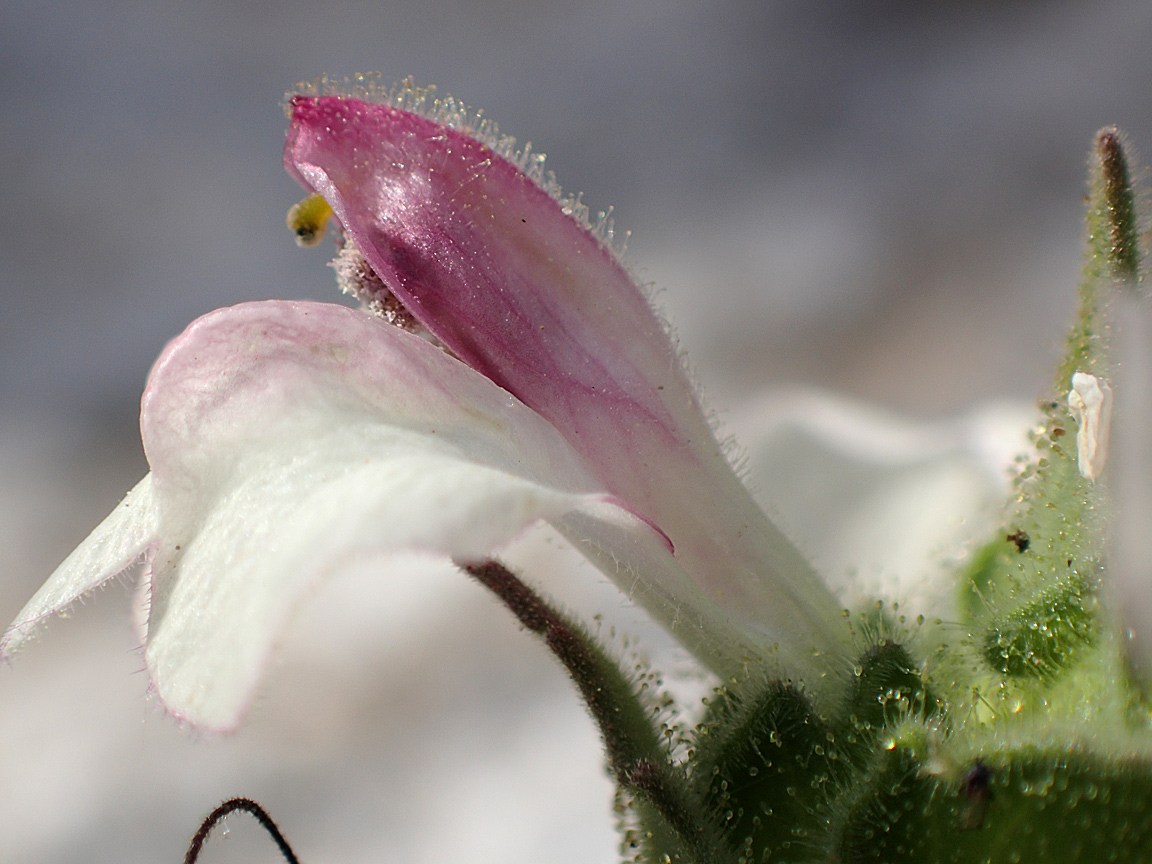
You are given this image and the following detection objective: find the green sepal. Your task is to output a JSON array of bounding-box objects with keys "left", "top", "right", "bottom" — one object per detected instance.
[
  {"left": 981, "top": 574, "right": 1098, "bottom": 678},
  {"left": 837, "top": 641, "right": 938, "bottom": 758},
  {"left": 684, "top": 639, "right": 935, "bottom": 862},
  {"left": 836, "top": 745, "right": 1152, "bottom": 863},
  {"left": 692, "top": 681, "right": 839, "bottom": 862},
  {"left": 953, "top": 410, "right": 1102, "bottom": 682},
  {"left": 1091, "top": 127, "right": 1140, "bottom": 285}
]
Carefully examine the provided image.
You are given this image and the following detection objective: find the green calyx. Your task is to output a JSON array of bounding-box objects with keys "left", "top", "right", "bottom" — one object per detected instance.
[
  {"left": 837, "top": 747, "right": 1152, "bottom": 863},
  {"left": 980, "top": 574, "right": 1098, "bottom": 679},
  {"left": 685, "top": 640, "right": 937, "bottom": 863}
]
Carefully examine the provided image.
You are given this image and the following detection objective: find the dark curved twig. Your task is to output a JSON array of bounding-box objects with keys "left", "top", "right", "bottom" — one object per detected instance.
[{"left": 184, "top": 797, "right": 301, "bottom": 864}]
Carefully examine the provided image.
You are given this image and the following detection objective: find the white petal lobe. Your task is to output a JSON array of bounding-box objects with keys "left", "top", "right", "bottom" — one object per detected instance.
[
  {"left": 1, "top": 474, "right": 157, "bottom": 658},
  {"left": 145, "top": 427, "right": 596, "bottom": 731}
]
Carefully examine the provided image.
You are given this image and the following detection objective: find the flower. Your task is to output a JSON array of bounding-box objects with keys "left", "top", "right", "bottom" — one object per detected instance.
[
  {"left": 2, "top": 82, "right": 852, "bottom": 731},
  {"left": 733, "top": 388, "right": 1033, "bottom": 619}
]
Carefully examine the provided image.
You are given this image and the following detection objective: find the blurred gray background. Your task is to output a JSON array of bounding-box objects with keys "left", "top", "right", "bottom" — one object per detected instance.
[{"left": 3, "top": 1, "right": 1151, "bottom": 862}]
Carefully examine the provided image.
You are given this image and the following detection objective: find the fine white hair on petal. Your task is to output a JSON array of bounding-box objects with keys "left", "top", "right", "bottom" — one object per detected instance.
[
  {"left": 1068, "top": 371, "right": 1113, "bottom": 483},
  {"left": 288, "top": 75, "right": 627, "bottom": 259},
  {"left": 0, "top": 474, "right": 157, "bottom": 659}
]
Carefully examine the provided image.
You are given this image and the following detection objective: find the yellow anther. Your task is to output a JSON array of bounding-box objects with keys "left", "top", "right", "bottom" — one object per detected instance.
[{"left": 286, "top": 193, "right": 333, "bottom": 247}]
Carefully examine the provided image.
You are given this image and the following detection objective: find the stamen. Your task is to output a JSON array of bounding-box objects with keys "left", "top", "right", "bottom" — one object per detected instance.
[
  {"left": 330, "top": 241, "right": 420, "bottom": 332},
  {"left": 1068, "top": 371, "right": 1113, "bottom": 482},
  {"left": 286, "top": 193, "right": 333, "bottom": 247}
]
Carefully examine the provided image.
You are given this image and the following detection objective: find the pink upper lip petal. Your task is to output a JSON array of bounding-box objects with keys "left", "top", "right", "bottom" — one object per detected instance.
[
  {"left": 284, "top": 96, "right": 685, "bottom": 458},
  {"left": 285, "top": 90, "right": 851, "bottom": 684}
]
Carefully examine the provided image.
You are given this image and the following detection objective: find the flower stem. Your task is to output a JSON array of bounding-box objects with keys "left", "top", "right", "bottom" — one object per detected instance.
[{"left": 462, "top": 559, "right": 726, "bottom": 864}]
